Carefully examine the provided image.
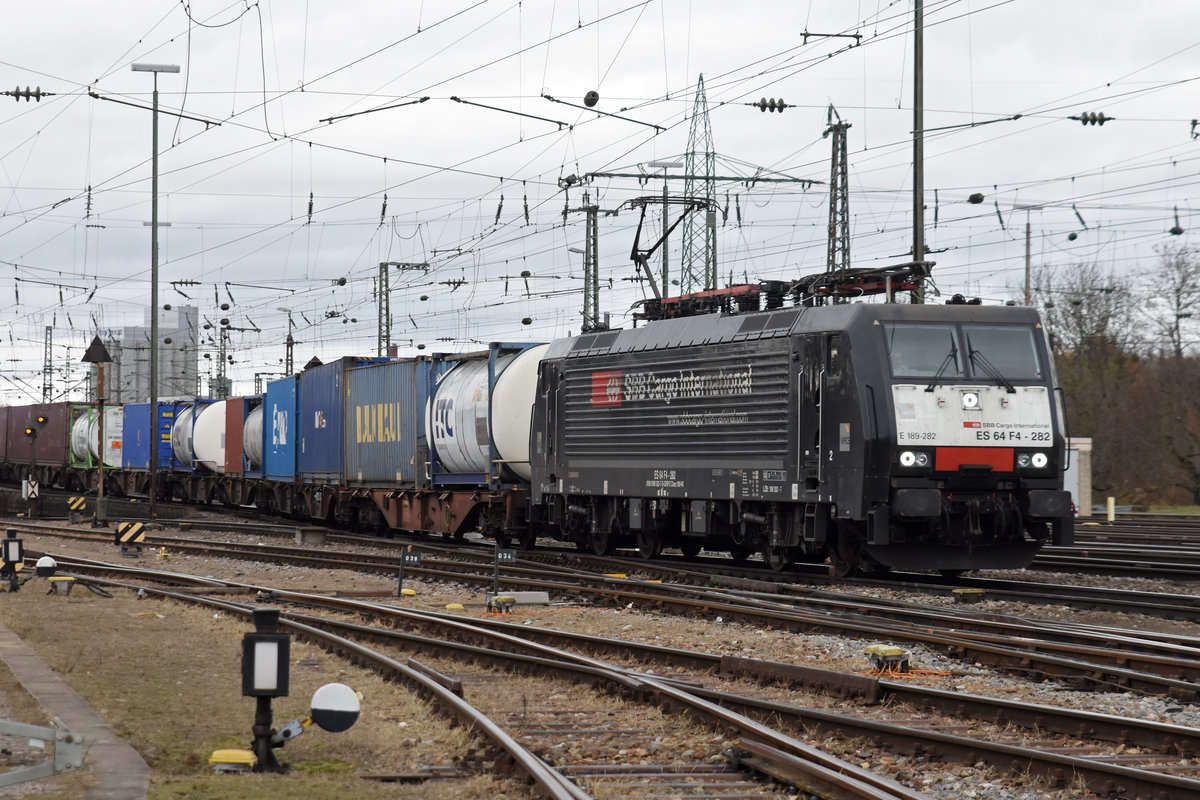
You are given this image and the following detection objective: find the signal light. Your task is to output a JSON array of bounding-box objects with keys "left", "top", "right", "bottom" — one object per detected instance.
[{"left": 24, "top": 427, "right": 35, "bottom": 437}]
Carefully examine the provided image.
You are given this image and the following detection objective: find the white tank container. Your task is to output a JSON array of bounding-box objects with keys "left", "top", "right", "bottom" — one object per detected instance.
[
  {"left": 69, "top": 407, "right": 124, "bottom": 468},
  {"left": 491, "top": 344, "right": 548, "bottom": 482},
  {"left": 94, "top": 406, "right": 124, "bottom": 468},
  {"left": 427, "top": 344, "right": 548, "bottom": 481},
  {"left": 69, "top": 412, "right": 92, "bottom": 464},
  {"left": 169, "top": 404, "right": 198, "bottom": 468},
  {"left": 243, "top": 404, "right": 264, "bottom": 469},
  {"left": 168, "top": 407, "right": 210, "bottom": 470},
  {"left": 192, "top": 400, "right": 227, "bottom": 474}
]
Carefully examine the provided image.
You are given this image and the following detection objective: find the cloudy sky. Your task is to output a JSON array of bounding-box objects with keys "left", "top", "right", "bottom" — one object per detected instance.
[{"left": 1, "top": 0, "right": 1197, "bottom": 402}]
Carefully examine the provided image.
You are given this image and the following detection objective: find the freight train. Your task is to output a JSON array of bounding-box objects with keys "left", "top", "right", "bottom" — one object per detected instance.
[{"left": 0, "top": 278, "right": 1074, "bottom": 576}]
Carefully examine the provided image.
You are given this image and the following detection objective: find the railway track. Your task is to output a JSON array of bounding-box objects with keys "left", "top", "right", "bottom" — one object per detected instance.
[
  {"left": 36, "top": 554, "right": 1200, "bottom": 799},
  {"left": 14, "top": 490, "right": 1200, "bottom": 582},
  {"left": 16, "top": 521, "right": 1200, "bottom": 702}
]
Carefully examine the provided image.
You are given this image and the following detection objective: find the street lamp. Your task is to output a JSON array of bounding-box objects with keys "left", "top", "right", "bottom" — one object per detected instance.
[{"left": 131, "top": 62, "right": 179, "bottom": 521}]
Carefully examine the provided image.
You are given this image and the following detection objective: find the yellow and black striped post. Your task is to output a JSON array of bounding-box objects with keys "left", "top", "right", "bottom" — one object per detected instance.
[
  {"left": 68, "top": 496, "right": 87, "bottom": 525},
  {"left": 115, "top": 522, "right": 146, "bottom": 558}
]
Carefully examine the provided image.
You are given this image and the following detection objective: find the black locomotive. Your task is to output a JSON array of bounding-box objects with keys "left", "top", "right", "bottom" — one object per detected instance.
[{"left": 528, "top": 295, "right": 1074, "bottom": 575}]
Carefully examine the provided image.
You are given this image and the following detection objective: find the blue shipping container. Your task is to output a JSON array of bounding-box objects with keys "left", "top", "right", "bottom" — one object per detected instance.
[
  {"left": 299, "top": 357, "right": 388, "bottom": 484},
  {"left": 343, "top": 359, "right": 429, "bottom": 487},
  {"left": 121, "top": 403, "right": 175, "bottom": 471},
  {"left": 264, "top": 376, "right": 298, "bottom": 482}
]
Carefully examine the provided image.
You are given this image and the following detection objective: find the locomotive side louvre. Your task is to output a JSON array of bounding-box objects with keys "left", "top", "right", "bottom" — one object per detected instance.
[
  {"left": 531, "top": 308, "right": 848, "bottom": 561},
  {"left": 556, "top": 342, "right": 792, "bottom": 484}
]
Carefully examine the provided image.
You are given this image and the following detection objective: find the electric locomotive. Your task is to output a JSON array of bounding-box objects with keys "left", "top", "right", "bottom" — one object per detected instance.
[{"left": 528, "top": 290, "right": 1073, "bottom": 576}]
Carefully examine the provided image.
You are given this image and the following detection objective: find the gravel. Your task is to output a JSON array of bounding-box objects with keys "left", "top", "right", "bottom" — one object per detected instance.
[{"left": 31, "top": 528, "right": 1200, "bottom": 799}]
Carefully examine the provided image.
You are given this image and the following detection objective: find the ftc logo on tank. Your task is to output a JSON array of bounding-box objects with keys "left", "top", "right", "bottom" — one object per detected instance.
[{"left": 591, "top": 371, "right": 622, "bottom": 407}]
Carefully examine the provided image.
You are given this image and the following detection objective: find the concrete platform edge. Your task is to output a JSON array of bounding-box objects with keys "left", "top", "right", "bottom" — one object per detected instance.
[{"left": 0, "top": 622, "right": 149, "bottom": 800}]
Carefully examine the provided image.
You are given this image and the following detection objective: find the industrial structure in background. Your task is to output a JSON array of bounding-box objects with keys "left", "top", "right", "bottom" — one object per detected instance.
[
  {"left": 87, "top": 306, "right": 201, "bottom": 403},
  {"left": 680, "top": 74, "right": 716, "bottom": 294}
]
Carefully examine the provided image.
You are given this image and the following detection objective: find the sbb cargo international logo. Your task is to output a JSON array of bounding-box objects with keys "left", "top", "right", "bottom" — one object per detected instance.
[{"left": 591, "top": 371, "right": 622, "bottom": 407}]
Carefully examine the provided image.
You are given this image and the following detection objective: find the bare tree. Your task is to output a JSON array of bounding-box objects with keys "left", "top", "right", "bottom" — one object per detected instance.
[
  {"left": 1032, "top": 262, "right": 1140, "bottom": 500},
  {"left": 1033, "top": 261, "right": 1136, "bottom": 358},
  {"left": 1141, "top": 242, "right": 1200, "bottom": 358}
]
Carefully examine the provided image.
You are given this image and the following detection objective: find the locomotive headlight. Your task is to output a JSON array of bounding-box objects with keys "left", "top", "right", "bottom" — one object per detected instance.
[
  {"left": 1017, "top": 453, "right": 1032, "bottom": 468},
  {"left": 1031, "top": 452, "right": 1049, "bottom": 468},
  {"left": 961, "top": 391, "right": 980, "bottom": 410},
  {"left": 914, "top": 452, "right": 930, "bottom": 467},
  {"left": 900, "top": 451, "right": 917, "bottom": 467}
]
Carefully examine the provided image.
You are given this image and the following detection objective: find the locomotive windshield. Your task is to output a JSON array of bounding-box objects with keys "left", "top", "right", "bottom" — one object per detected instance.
[
  {"left": 964, "top": 325, "right": 1043, "bottom": 380},
  {"left": 884, "top": 323, "right": 961, "bottom": 378},
  {"left": 885, "top": 321, "right": 1043, "bottom": 381}
]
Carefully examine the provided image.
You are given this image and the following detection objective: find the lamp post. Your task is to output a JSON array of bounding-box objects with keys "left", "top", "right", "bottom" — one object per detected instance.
[{"left": 131, "top": 62, "right": 179, "bottom": 521}]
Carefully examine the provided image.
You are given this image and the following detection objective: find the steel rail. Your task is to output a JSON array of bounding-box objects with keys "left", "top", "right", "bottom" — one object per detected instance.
[
  {"left": 72, "top": 566, "right": 1200, "bottom": 800},
  {"left": 41, "top": 549, "right": 1200, "bottom": 701},
  {"left": 65, "top": 570, "right": 923, "bottom": 800}
]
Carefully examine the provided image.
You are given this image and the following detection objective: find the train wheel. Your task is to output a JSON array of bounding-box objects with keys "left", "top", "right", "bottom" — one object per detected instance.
[
  {"left": 680, "top": 541, "right": 702, "bottom": 558},
  {"left": 729, "top": 545, "right": 755, "bottom": 562},
  {"left": 829, "top": 553, "right": 857, "bottom": 578},
  {"left": 938, "top": 569, "right": 964, "bottom": 579},
  {"left": 589, "top": 526, "right": 615, "bottom": 556},
  {"left": 763, "top": 545, "right": 791, "bottom": 572},
  {"left": 636, "top": 529, "right": 661, "bottom": 560},
  {"left": 829, "top": 524, "right": 864, "bottom": 578}
]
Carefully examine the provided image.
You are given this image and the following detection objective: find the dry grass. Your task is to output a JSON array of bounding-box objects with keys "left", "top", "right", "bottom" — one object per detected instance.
[{"left": 0, "top": 582, "right": 529, "bottom": 800}]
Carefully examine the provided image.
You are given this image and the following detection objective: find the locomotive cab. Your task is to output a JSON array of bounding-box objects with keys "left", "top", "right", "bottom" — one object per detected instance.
[{"left": 854, "top": 308, "right": 1074, "bottom": 574}]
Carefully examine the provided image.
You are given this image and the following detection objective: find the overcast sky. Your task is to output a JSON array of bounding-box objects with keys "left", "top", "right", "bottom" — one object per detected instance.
[{"left": 1, "top": 0, "right": 1197, "bottom": 402}]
